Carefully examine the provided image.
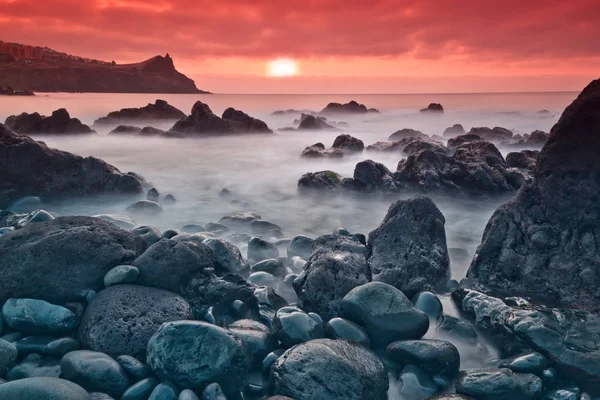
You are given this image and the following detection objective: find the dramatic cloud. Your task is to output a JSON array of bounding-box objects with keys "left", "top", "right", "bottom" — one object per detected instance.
[{"left": 1, "top": 0, "right": 599, "bottom": 92}]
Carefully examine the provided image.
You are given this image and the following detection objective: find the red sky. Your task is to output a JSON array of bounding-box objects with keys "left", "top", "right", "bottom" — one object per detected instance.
[{"left": 1, "top": 0, "right": 599, "bottom": 93}]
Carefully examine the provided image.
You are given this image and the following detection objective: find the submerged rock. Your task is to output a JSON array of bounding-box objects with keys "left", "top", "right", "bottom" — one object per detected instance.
[
  {"left": 0, "top": 216, "right": 145, "bottom": 305},
  {"left": 466, "top": 78, "right": 600, "bottom": 312},
  {"left": 367, "top": 196, "right": 450, "bottom": 297},
  {"left": 269, "top": 338, "right": 388, "bottom": 400},
  {"left": 5, "top": 108, "right": 94, "bottom": 135},
  {"left": 0, "top": 124, "right": 146, "bottom": 208},
  {"left": 420, "top": 103, "right": 444, "bottom": 114},
  {"left": 298, "top": 170, "right": 342, "bottom": 193}
]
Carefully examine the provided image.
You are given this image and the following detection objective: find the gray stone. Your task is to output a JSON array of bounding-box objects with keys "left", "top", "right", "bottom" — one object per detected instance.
[
  {"left": 269, "top": 338, "right": 388, "bottom": 400},
  {"left": 325, "top": 317, "right": 371, "bottom": 347},
  {"left": 201, "top": 383, "right": 227, "bottom": 399},
  {"left": 498, "top": 352, "right": 548, "bottom": 374},
  {"left": 60, "top": 350, "right": 130, "bottom": 398},
  {"left": 273, "top": 306, "right": 324, "bottom": 348},
  {"left": 93, "top": 214, "right": 136, "bottom": 230},
  {"left": 386, "top": 339, "right": 460, "bottom": 378},
  {"left": 202, "top": 238, "right": 248, "bottom": 276},
  {"left": 0, "top": 377, "right": 90, "bottom": 399},
  {"left": 7, "top": 353, "right": 61, "bottom": 380},
  {"left": 412, "top": 291, "right": 444, "bottom": 319},
  {"left": 2, "top": 298, "right": 79, "bottom": 335},
  {"left": 367, "top": 196, "right": 450, "bottom": 297},
  {"left": 15, "top": 335, "right": 79, "bottom": 357},
  {"left": 340, "top": 282, "right": 429, "bottom": 347},
  {"left": 248, "top": 237, "right": 279, "bottom": 261},
  {"left": 251, "top": 258, "right": 286, "bottom": 278},
  {"left": 228, "top": 319, "right": 276, "bottom": 366},
  {"left": 146, "top": 321, "right": 250, "bottom": 396},
  {"left": 77, "top": 284, "right": 192, "bottom": 360},
  {"left": 149, "top": 382, "right": 178, "bottom": 400},
  {"left": 179, "top": 389, "right": 200, "bottom": 400},
  {"left": 0, "top": 338, "right": 17, "bottom": 375},
  {"left": 126, "top": 200, "right": 163, "bottom": 215},
  {"left": 287, "top": 235, "right": 314, "bottom": 259},
  {"left": 131, "top": 225, "right": 162, "bottom": 246},
  {"left": 122, "top": 377, "right": 159, "bottom": 400},
  {"left": 103, "top": 265, "right": 139, "bottom": 287},
  {"left": 456, "top": 368, "right": 543, "bottom": 400}
]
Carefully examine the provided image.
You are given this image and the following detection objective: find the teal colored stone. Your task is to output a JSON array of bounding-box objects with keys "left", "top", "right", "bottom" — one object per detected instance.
[
  {"left": 103, "top": 265, "right": 139, "bottom": 287},
  {"left": 0, "top": 377, "right": 89, "bottom": 399},
  {"left": 325, "top": 317, "right": 371, "bottom": 347},
  {"left": 149, "top": 382, "right": 178, "bottom": 400},
  {"left": 2, "top": 298, "right": 79, "bottom": 334},
  {"left": 16, "top": 335, "right": 79, "bottom": 357},
  {"left": 122, "top": 377, "right": 159, "bottom": 400}
]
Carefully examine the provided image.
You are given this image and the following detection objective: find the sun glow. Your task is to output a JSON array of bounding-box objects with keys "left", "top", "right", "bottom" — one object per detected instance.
[{"left": 267, "top": 58, "right": 299, "bottom": 77}]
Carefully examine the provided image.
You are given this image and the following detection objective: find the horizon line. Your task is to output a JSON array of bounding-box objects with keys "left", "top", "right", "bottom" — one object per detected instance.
[{"left": 201, "top": 90, "right": 579, "bottom": 96}]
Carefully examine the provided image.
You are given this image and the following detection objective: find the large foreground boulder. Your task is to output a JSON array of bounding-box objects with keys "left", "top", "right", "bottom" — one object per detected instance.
[
  {"left": 5, "top": 108, "right": 94, "bottom": 135},
  {"left": 368, "top": 196, "right": 450, "bottom": 297},
  {"left": 0, "top": 216, "right": 145, "bottom": 305},
  {"left": 0, "top": 124, "right": 146, "bottom": 208},
  {"left": 147, "top": 321, "right": 250, "bottom": 395},
  {"left": 77, "top": 284, "right": 192, "bottom": 360},
  {"left": 466, "top": 78, "right": 600, "bottom": 312},
  {"left": 269, "top": 339, "right": 388, "bottom": 400},
  {"left": 168, "top": 101, "right": 271, "bottom": 136},
  {"left": 294, "top": 235, "right": 371, "bottom": 320},
  {"left": 93, "top": 99, "right": 186, "bottom": 126},
  {"left": 453, "top": 289, "right": 600, "bottom": 394}
]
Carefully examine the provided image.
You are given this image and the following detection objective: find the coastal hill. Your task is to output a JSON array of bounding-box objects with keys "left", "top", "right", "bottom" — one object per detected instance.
[{"left": 0, "top": 40, "right": 209, "bottom": 94}]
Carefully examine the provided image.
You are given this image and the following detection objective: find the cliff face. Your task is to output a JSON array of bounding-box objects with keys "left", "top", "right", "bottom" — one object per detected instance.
[{"left": 0, "top": 52, "right": 208, "bottom": 94}]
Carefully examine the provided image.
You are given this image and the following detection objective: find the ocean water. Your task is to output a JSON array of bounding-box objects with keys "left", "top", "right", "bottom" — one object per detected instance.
[{"left": 0, "top": 91, "right": 577, "bottom": 281}]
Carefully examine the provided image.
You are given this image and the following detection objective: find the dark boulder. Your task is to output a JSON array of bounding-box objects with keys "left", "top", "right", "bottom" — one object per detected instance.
[
  {"left": 340, "top": 282, "right": 429, "bottom": 347},
  {"left": 331, "top": 134, "right": 364, "bottom": 153},
  {"left": 300, "top": 142, "right": 343, "bottom": 158},
  {"left": 294, "top": 235, "right": 371, "bottom": 320},
  {"left": 61, "top": 350, "right": 130, "bottom": 398},
  {"left": 443, "top": 124, "right": 466, "bottom": 137},
  {"left": 297, "top": 113, "right": 336, "bottom": 130},
  {"left": 0, "top": 377, "right": 89, "bottom": 399},
  {"left": 386, "top": 339, "right": 460, "bottom": 378},
  {"left": 456, "top": 368, "right": 543, "bottom": 400},
  {"left": 454, "top": 289, "right": 600, "bottom": 394},
  {"left": 467, "top": 126, "right": 513, "bottom": 142},
  {"left": 447, "top": 134, "right": 483, "bottom": 148},
  {"left": 2, "top": 298, "right": 79, "bottom": 335},
  {"left": 388, "top": 128, "right": 427, "bottom": 140},
  {"left": 525, "top": 130, "right": 549, "bottom": 146},
  {"left": 420, "top": 103, "right": 444, "bottom": 114},
  {"left": 146, "top": 321, "right": 250, "bottom": 396},
  {"left": 298, "top": 171, "right": 342, "bottom": 193},
  {"left": 5, "top": 108, "right": 94, "bottom": 135},
  {"left": 139, "top": 126, "right": 165, "bottom": 136},
  {"left": 347, "top": 160, "right": 393, "bottom": 192},
  {"left": 93, "top": 100, "right": 186, "bottom": 126},
  {"left": 0, "top": 216, "right": 145, "bottom": 305},
  {"left": 108, "top": 125, "right": 142, "bottom": 135},
  {"left": 319, "top": 100, "right": 378, "bottom": 115},
  {"left": 466, "top": 78, "right": 600, "bottom": 312},
  {"left": 0, "top": 124, "right": 146, "bottom": 208},
  {"left": 506, "top": 150, "right": 539, "bottom": 170},
  {"left": 222, "top": 107, "right": 272, "bottom": 133},
  {"left": 77, "top": 284, "right": 192, "bottom": 360},
  {"left": 272, "top": 306, "right": 324, "bottom": 347},
  {"left": 367, "top": 196, "right": 450, "bottom": 297},
  {"left": 269, "top": 338, "right": 388, "bottom": 400}
]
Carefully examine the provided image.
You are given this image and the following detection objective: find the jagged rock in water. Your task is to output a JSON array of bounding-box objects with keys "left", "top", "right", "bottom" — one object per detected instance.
[
  {"left": 453, "top": 289, "right": 600, "bottom": 394},
  {"left": 506, "top": 150, "right": 539, "bottom": 170},
  {"left": 443, "top": 124, "right": 466, "bottom": 137},
  {"left": 93, "top": 100, "right": 185, "bottom": 126},
  {"left": 367, "top": 196, "right": 450, "bottom": 297},
  {"left": 319, "top": 100, "right": 379, "bottom": 115},
  {"left": 297, "top": 113, "right": 337, "bottom": 130},
  {"left": 388, "top": 128, "right": 427, "bottom": 140},
  {"left": 525, "top": 130, "right": 549, "bottom": 146},
  {"left": 168, "top": 101, "right": 271, "bottom": 136},
  {"left": 466, "top": 78, "right": 600, "bottom": 312},
  {"left": 109, "top": 125, "right": 142, "bottom": 135},
  {"left": 0, "top": 124, "right": 146, "bottom": 208},
  {"left": 420, "top": 103, "right": 444, "bottom": 114},
  {"left": 298, "top": 170, "right": 342, "bottom": 193},
  {"left": 467, "top": 126, "right": 513, "bottom": 142},
  {"left": 331, "top": 133, "right": 364, "bottom": 153},
  {"left": 294, "top": 235, "right": 371, "bottom": 320},
  {"left": 5, "top": 108, "right": 94, "bottom": 135},
  {"left": 343, "top": 160, "right": 394, "bottom": 192},
  {"left": 367, "top": 137, "right": 447, "bottom": 156},
  {"left": 447, "top": 134, "right": 483, "bottom": 148},
  {"left": 300, "top": 143, "right": 344, "bottom": 159}
]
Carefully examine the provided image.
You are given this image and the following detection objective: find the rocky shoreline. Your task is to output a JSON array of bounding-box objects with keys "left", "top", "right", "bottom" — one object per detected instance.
[{"left": 0, "top": 80, "right": 599, "bottom": 400}]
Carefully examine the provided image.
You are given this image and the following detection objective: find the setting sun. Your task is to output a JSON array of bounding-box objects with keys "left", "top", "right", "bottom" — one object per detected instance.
[{"left": 267, "top": 58, "right": 298, "bottom": 77}]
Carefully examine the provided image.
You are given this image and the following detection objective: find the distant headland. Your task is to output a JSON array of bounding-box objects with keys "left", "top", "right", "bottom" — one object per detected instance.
[{"left": 0, "top": 40, "right": 210, "bottom": 94}]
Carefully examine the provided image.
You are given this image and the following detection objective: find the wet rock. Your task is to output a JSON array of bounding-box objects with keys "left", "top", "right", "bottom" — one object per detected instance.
[
  {"left": 454, "top": 289, "right": 600, "bottom": 393},
  {"left": 368, "top": 196, "right": 450, "bottom": 297},
  {"left": 273, "top": 306, "right": 325, "bottom": 348},
  {"left": 396, "top": 364, "right": 439, "bottom": 400},
  {"left": 0, "top": 216, "right": 145, "bottom": 305},
  {"left": 132, "top": 238, "right": 215, "bottom": 294},
  {"left": 320, "top": 100, "right": 378, "bottom": 115},
  {"left": 0, "top": 124, "right": 145, "bottom": 208},
  {"left": 525, "top": 130, "right": 549, "bottom": 146},
  {"left": 297, "top": 114, "right": 337, "bottom": 130},
  {"left": 447, "top": 134, "right": 483, "bottom": 148},
  {"left": 298, "top": 170, "right": 342, "bottom": 193},
  {"left": 498, "top": 352, "right": 548, "bottom": 374},
  {"left": 6, "top": 353, "right": 61, "bottom": 379},
  {"left": 146, "top": 321, "right": 250, "bottom": 396},
  {"left": 202, "top": 238, "right": 248, "bottom": 277},
  {"left": 122, "top": 377, "right": 159, "bottom": 400},
  {"left": 467, "top": 126, "right": 513, "bottom": 142},
  {"left": 127, "top": 200, "right": 163, "bottom": 215},
  {"left": 222, "top": 107, "right": 272, "bottom": 133},
  {"left": 61, "top": 350, "right": 130, "bottom": 397},
  {"left": 287, "top": 235, "right": 314, "bottom": 259},
  {"left": 94, "top": 100, "right": 186, "bottom": 126},
  {"left": 78, "top": 284, "right": 191, "bottom": 360},
  {"left": 412, "top": 291, "right": 444, "bottom": 319},
  {"left": 179, "top": 389, "right": 201, "bottom": 400},
  {"left": 116, "top": 355, "right": 152, "bottom": 382},
  {"left": 0, "top": 338, "right": 17, "bottom": 375},
  {"left": 443, "top": 124, "right": 466, "bottom": 137},
  {"left": 331, "top": 134, "right": 364, "bottom": 153},
  {"left": 420, "top": 103, "right": 444, "bottom": 114},
  {"left": 269, "top": 338, "right": 388, "bottom": 400},
  {"left": 201, "top": 383, "right": 227, "bottom": 399},
  {"left": 250, "top": 220, "right": 283, "bottom": 238},
  {"left": 5, "top": 108, "right": 94, "bottom": 135},
  {"left": 456, "top": 368, "right": 543, "bottom": 400},
  {"left": 131, "top": 225, "right": 161, "bottom": 246},
  {"left": 252, "top": 258, "right": 286, "bottom": 278},
  {"left": 325, "top": 317, "right": 371, "bottom": 346},
  {"left": 506, "top": 150, "right": 539, "bottom": 170},
  {"left": 149, "top": 382, "right": 178, "bottom": 400},
  {"left": 8, "top": 195, "right": 42, "bottom": 212},
  {"left": 228, "top": 319, "right": 276, "bottom": 366},
  {"left": 293, "top": 235, "right": 370, "bottom": 320},
  {"left": 248, "top": 237, "right": 279, "bottom": 262},
  {"left": 93, "top": 214, "right": 136, "bottom": 230},
  {"left": 386, "top": 339, "right": 460, "bottom": 378},
  {"left": 2, "top": 298, "right": 79, "bottom": 334},
  {"left": 0, "top": 377, "right": 90, "bottom": 399},
  {"left": 109, "top": 125, "right": 142, "bottom": 135},
  {"left": 340, "top": 282, "right": 429, "bottom": 347},
  {"left": 466, "top": 79, "right": 600, "bottom": 312},
  {"left": 300, "top": 142, "right": 344, "bottom": 158},
  {"left": 346, "top": 159, "right": 393, "bottom": 192},
  {"left": 15, "top": 336, "right": 79, "bottom": 357},
  {"left": 103, "top": 265, "right": 139, "bottom": 287}
]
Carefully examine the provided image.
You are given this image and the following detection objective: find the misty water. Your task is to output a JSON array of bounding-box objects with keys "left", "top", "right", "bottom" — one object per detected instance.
[{"left": 0, "top": 92, "right": 578, "bottom": 397}]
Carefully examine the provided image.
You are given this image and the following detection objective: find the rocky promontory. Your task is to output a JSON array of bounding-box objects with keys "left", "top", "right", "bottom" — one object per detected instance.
[{"left": 93, "top": 100, "right": 186, "bottom": 126}]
